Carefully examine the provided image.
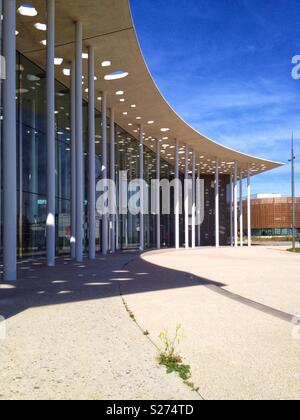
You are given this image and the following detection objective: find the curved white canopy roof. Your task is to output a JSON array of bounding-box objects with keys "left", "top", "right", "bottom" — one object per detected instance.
[{"left": 16, "top": 0, "right": 283, "bottom": 177}]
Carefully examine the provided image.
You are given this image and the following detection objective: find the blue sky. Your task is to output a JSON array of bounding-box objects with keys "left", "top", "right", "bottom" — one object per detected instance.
[{"left": 130, "top": 0, "right": 300, "bottom": 196}]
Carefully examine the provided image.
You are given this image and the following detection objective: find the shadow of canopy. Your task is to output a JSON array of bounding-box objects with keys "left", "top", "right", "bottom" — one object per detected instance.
[{"left": 0, "top": 251, "right": 292, "bottom": 323}]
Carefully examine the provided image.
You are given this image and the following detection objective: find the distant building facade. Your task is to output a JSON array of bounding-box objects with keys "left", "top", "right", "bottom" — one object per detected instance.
[{"left": 243, "top": 194, "right": 300, "bottom": 237}]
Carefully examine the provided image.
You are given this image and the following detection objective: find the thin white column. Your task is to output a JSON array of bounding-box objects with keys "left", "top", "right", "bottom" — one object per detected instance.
[
  {"left": 88, "top": 46, "right": 95, "bottom": 259},
  {"left": 175, "top": 139, "right": 180, "bottom": 249},
  {"left": 156, "top": 139, "right": 161, "bottom": 249},
  {"left": 139, "top": 125, "right": 144, "bottom": 251},
  {"left": 101, "top": 91, "right": 108, "bottom": 255},
  {"left": 29, "top": 101, "right": 38, "bottom": 222},
  {"left": 240, "top": 173, "right": 244, "bottom": 247},
  {"left": 192, "top": 151, "right": 196, "bottom": 249},
  {"left": 247, "top": 167, "right": 252, "bottom": 247},
  {"left": 70, "top": 61, "right": 76, "bottom": 259},
  {"left": 3, "top": 0, "right": 16, "bottom": 281},
  {"left": 75, "top": 22, "right": 83, "bottom": 262},
  {"left": 215, "top": 158, "right": 220, "bottom": 248},
  {"left": 110, "top": 108, "right": 116, "bottom": 254},
  {"left": 230, "top": 172, "right": 233, "bottom": 247},
  {"left": 0, "top": 0, "right": 2, "bottom": 263},
  {"left": 197, "top": 168, "right": 201, "bottom": 247},
  {"left": 46, "top": 0, "right": 55, "bottom": 267},
  {"left": 234, "top": 162, "right": 238, "bottom": 247},
  {"left": 184, "top": 145, "right": 189, "bottom": 249}
]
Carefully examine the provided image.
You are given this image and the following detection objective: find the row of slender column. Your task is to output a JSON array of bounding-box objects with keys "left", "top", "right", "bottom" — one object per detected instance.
[
  {"left": 1, "top": 2, "right": 252, "bottom": 282},
  {"left": 2, "top": 0, "right": 56, "bottom": 280},
  {"left": 173, "top": 147, "right": 252, "bottom": 250},
  {"left": 1, "top": 1, "right": 115, "bottom": 279}
]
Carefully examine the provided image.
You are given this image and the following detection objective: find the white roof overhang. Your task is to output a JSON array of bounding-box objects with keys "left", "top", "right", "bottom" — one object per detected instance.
[{"left": 15, "top": 0, "right": 284, "bottom": 177}]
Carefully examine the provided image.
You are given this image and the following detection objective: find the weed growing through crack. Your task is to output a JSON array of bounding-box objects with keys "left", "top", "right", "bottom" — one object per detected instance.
[
  {"left": 119, "top": 284, "right": 200, "bottom": 394},
  {"left": 157, "top": 324, "right": 199, "bottom": 392}
]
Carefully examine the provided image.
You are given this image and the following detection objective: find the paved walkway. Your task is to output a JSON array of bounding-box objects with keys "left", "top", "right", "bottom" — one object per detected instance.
[
  {"left": 1, "top": 246, "right": 300, "bottom": 400},
  {"left": 121, "top": 247, "right": 300, "bottom": 400},
  {"left": 0, "top": 253, "right": 199, "bottom": 400}
]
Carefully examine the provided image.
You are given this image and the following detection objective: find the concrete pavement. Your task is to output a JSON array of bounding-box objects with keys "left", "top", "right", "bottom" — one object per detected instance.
[
  {"left": 1, "top": 246, "right": 300, "bottom": 400},
  {"left": 0, "top": 254, "right": 200, "bottom": 400},
  {"left": 120, "top": 246, "right": 300, "bottom": 400}
]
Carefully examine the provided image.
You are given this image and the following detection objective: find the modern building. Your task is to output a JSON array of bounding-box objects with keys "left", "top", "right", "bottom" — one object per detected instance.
[
  {"left": 243, "top": 195, "right": 300, "bottom": 238},
  {"left": 0, "top": 0, "right": 282, "bottom": 282}
]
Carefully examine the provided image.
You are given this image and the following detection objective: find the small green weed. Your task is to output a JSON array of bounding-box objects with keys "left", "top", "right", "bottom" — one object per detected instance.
[{"left": 156, "top": 324, "right": 198, "bottom": 391}]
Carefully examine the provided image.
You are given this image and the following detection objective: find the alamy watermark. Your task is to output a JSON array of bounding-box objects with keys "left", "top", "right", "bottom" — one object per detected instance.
[
  {"left": 291, "top": 55, "right": 300, "bottom": 80},
  {"left": 95, "top": 173, "right": 205, "bottom": 225}
]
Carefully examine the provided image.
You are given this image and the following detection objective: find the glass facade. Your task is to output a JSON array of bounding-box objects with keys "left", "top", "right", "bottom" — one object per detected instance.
[
  {"left": 0, "top": 47, "right": 233, "bottom": 268},
  {"left": 0, "top": 52, "right": 177, "bottom": 260},
  {"left": 17, "top": 53, "right": 72, "bottom": 257},
  {"left": 252, "top": 228, "right": 300, "bottom": 237}
]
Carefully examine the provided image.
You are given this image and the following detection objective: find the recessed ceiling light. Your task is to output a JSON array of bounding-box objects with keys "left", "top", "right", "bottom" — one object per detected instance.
[
  {"left": 147, "top": 121, "right": 154, "bottom": 124},
  {"left": 160, "top": 128, "right": 170, "bottom": 132},
  {"left": 18, "top": 5, "right": 38, "bottom": 17},
  {"left": 120, "top": 98, "right": 125, "bottom": 102},
  {"left": 94, "top": 76, "right": 98, "bottom": 81},
  {"left": 128, "top": 123, "right": 133, "bottom": 126},
  {"left": 104, "top": 71, "right": 129, "bottom": 81},
  {"left": 54, "top": 58, "right": 63, "bottom": 66},
  {"left": 63, "top": 68, "right": 71, "bottom": 76},
  {"left": 116, "top": 91, "right": 124, "bottom": 95},
  {"left": 40, "top": 40, "right": 47, "bottom": 46},
  {"left": 97, "top": 97, "right": 102, "bottom": 101},
  {"left": 101, "top": 61, "right": 111, "bottom": 67},
  {"left": 131, "top": 104, "right": 136, "bottom": 108},
  {"left": 34, "top": 23, "right": 47, "bottom": 31},
  {"left": 136, "top": 117, "right": 141, "bottom": 120},
  {"left": 15, "top": 30, "right": 19, "bottom": 36},
  {"left": 82, "top": 53, "right": 88, "bottom": 59},
  {"left": 123, "top": 112, "right": 128, "bottom": 115}
]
